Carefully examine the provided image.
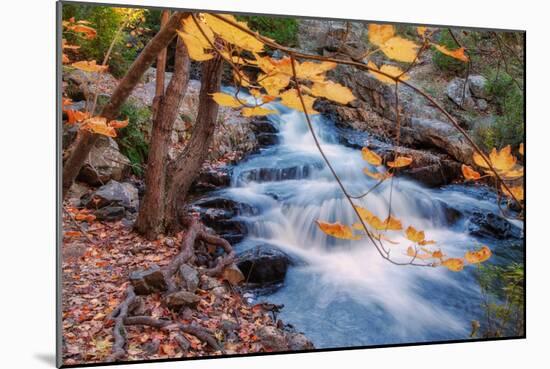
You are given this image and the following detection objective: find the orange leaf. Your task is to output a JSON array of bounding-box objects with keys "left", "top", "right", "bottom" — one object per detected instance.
[
  {"left": 108, "top": 118, "right": 129, "bottom": 129},
  {"left": 71, "top": 60, "right": 108, "bottom": 73},
  {"left": 67, "top": 24, "right": 97, "bottom": 39},
  {"left": 316, "top": 220, "right": 361, "bottom": 240},
  {"left": 66, "top": 109, "right": 90, "bottom": 124},
  {"left": 441, "top": 258, "right": 464, "bottom": 272},
  {"left": 361, "top": 147, "right": 382, "bottom": 166},
  {"left": 433, "top": 44, "right": 469, "bottom": 62},
  {"left": 501, "top": 184, "right": 524, "bottom": 201},
  {"left": 462, "top": 164, "right": 481, "bottom": 180},
  {"left": 519, "top": 143, "right": 524, "bottom": 156},
  {"left": 464, "top": 246, "right": 492, "bottom": 264},
  {"left": 387, "top": 156, "right": 413, "bottom": 168},
  {"left": 405, "top": 226, "right": 425, "bottom": 243},
  {"left": 81, "top": 117, "right": 117, "bottom": 137},
  {"left": 363, "top": 167, "right": 392, "bottom": 181}
]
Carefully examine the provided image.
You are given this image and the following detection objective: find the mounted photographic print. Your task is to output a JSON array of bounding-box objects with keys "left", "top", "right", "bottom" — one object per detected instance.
[{"left": 57, "top": 1, "right": 525, "bottom": 366}]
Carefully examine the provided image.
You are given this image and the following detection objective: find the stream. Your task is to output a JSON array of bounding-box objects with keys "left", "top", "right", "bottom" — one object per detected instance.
[{"left": 203, "top": 90, "right": 523, "bottom": 349}]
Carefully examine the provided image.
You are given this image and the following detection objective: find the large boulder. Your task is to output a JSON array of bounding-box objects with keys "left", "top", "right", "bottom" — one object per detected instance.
[
  {"left": 77, "top": 137, "right": 130, "bottom": 186},
  {"left": 236, "top": 245, "right": 293, "bottom": 286},
  {"left": 446, "top": 77, "right": 476, "bottom": 110},
  {"left": 467, "top": 211, "right": 523, "bottom": 240},
  {"left": 85, "top": 180, "right": 139, "bottom": 211},
  {"left": 189, "top": 166, "right": 231, "bottom": 195}
]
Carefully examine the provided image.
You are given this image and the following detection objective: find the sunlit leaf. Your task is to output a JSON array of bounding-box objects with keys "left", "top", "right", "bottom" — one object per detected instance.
[
  {"left": 462, "top": 164, "right": 481, "bottom": 180},
  {"left": 81, "top": 116, "right": 116, "bottom": 137},
  {"left": 417, "top": 26, "right": 427, "bottom": 37},
  {"left": 258, "top": 73, "right": 290, "bottom": 96},
  {"left": 316, "top": 220, "right": 361, "bottom": 240},
  {"left": 203, "top": 13, "right": 264, "bottom": 52},
  {"left": 380, "top": 37, "right": 419, "bottom": 63},
  {"left": 387, "top": 156, "right": 413, "bottom": 168},
  {"left": 241, "top": 106, "right": 278, "bottom": 117},
  {"left": 108, "top": 118, "right": 129, "bottom": 129},
  {"left": 405, "top": 226, "right": 425, "bottom": 243},
  {"left": 406, "top": 246, "right": 432, "bottom": 260},
  {"left": 211, "top": 92, "right": 243, "bottom": 108},
  {"left": 367, "top": 61, "right": 410, "bottom": 85},
  {"left": 361, "top": 147, "right": 382, "bottom": 166},
  {"left": 71, "top": 60, "right": 108, "bottom": 73},
  {"left": 519, "top": 143, "right": 524, "bottom": 156},
  {"left": 279, "top": 89, "right": 318, "bottom": 114},
  {"left": 441, "top": 258, "right": 464, "bottom": 272},
  {"left": 66, "top": 109, "right": 90, "bottom": 124},
  {"left": 489, "top": 145, "right": 517, "bottom": 172},
  {"left": 176, "top": 30, "right": 214, "bottom": 61},
  {"left": 433, "top": 44, "right": 469, "bottom": 62},
  {"left": 363, "top": 167, "right": 392, "bottom": 180},
  {"left": 368, "top": 24, "right": 395, "bottom": 47},
  {"left": 311, "top": 81, "right": 355, "bottom": 105},
  {"left": 464, "top": 246, "right": 492, "bottom": 264},
  {"left": 501, "top": 167, "right": 524, "bottom": 179},
  {"left": 67, "top": 24, "right": 97, "bottom": 39},
  {"left": 501, "top": 184, "right": 524, "bottom": 201}
]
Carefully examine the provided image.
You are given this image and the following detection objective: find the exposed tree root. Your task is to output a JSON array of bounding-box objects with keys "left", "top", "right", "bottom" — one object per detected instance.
[{"left": 107, "top": 216, "right": 234, "bottom": 361}]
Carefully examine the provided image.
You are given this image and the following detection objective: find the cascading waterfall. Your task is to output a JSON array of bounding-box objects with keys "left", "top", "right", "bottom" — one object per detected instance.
[{"left": 215, "top": 89, "right": 521, "bottom": 348}]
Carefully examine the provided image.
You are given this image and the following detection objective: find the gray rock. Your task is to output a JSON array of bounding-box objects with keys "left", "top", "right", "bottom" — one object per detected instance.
[
  {"left": 446, "top": 78, "right": 476, "bottom": 110},
  {"left": 179, "top": 264, "right": 199, "bottom": 292},
  {"left": 467, "top": 211, "right": 523, "bottom": 240},
  {"left": 468, "top": 75, "right": 489, "bottom": 99},
  {"left": 476, "top": 98, "right": 489, "bottom": 111},
  {"left": 236, "top": 245, "right": 292, "bottom": 286},
  {"left": 164, "top": 291, "right": 201, "bottom": 310},
  {"left": 77, "top": 137, "right": 130, "bottom": 186},
  {"left": 286, "top": 332, "right": 315, "bottom": 351},
  {"left": 66, "top": 182, "right": 90, "bottom": 207},
  {"left": 86, "top": 180, "right": 139, "bottom": 211},
  {"left": 256, "top": 326, "right": 287, "bottom": 351},
  {"left": 130, "top": 265, "right": 168, "bottom": 295},
  {"left": 94, "top": 205, "right": 125, "bottom": 221}
]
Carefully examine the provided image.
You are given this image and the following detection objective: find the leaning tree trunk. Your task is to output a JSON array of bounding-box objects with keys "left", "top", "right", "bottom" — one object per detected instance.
[
  {"left": 61, "top": 12, "right": 187, "bottom": 198},
  {"left": 135, "top": 37, "right": 190, "bottom": 239},
  {"left": 151, "top": 10, "right": 170, "bottom": 120},
  {"left": 164, "top": 55, "right": 224, "bottom": 233}
]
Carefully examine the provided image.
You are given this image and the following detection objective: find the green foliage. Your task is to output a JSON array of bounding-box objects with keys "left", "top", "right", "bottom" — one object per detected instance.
[
  {"left": 476, "top": 71, "right": 524, "bottom": 149},
  {"left": 115, "top": 101, "right": 151, "bottom": 176},
  {"left": 432, "top": 30, "right": 467, "bottom": 74},
  {"left": 62, "top": 4, "right": 149, "bottom": 78},
  {"left": 474, "top": 263, "right": 524, "bottom": 338},
  {"left": 237, "top": 15, "right": 299, "bottom": 46}
]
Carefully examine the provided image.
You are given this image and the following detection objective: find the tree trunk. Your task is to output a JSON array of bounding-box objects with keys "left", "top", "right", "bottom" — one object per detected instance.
[
  {"left": 151, "top": 10, "right": 170, "bottom": 120},
  {"left": 164, "top": 55, "right": 224, "bottom": 233},
  {"left": 62, "top": 11, "right": 188, "bottom": 198},
  {"left": 135, "top": 37, "right": 190, "bottom": 239}
]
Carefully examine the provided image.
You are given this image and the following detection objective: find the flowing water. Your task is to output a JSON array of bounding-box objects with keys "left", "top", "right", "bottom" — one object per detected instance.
[{"left": 212, "top": 91, "right": 523, "bottom": 348}]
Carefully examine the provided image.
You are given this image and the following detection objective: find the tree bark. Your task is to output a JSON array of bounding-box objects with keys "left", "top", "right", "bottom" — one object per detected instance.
[
  {"left": 62, "top": 11, "right": 188, "bottom": 198},
  {"left": 164, "top": 55, "right": 224, "bottom": 233},
  {"left": 135, "top": 37, "right": 190, "bottom": 239},
  {"left": 151, "top": 10, "right": 170, "bottom": 120}
]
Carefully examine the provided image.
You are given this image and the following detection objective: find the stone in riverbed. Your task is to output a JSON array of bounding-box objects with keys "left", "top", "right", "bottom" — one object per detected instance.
[
  {"left": 467, "top": 211, "right": 523, "bottom": 240},
  {"left": 446, "top": 77, "right": 476, "bottom": 110},
  {"left": 467, "top": 75, "right": 489, "bottom": 99},
  {"left": 236, "top": 245, "right": 292, "bottom": 286},
  {"left": 129, "top": 265, "right": 168, "bottom": 295}
]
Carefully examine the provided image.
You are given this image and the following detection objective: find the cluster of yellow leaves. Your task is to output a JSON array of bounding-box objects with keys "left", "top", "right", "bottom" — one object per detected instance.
[
  {"left": 361, "top": 147, "right": 412, "bottom": 180},
  {"left": 62, "top": 98, "right": 128, "bottom": 137},
  {"left": 462, "top": 145, "right": 524, "bottom": 202},
  {"left": 317, "top": 206, "right": 492, "bottom": 272},
  {"left": 177, "top": 14, "right": 356, "bottom": 117}
]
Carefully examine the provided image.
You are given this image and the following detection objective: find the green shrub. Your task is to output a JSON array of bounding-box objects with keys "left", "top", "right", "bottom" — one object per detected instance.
[
  {"left": 115, "top": 101, "right": 151, "bottom": 176},
  {"left": 481, "top": 71, "right": 524, "bottom": 148},
  {"left": 474, "top": 263, "right": 524, "bottom": 338},
  {"left": 237, "top": 16, "right": 299, "bottom": 46},
  {"left": 432, "top": 29, "right": 467, "bottom": 74},
  {"left": 62, "top": 4, "right": 148, "bottom": 78}
]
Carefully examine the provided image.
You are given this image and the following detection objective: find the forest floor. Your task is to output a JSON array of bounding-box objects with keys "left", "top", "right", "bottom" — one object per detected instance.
[{"left": 61, "top": 207, "right": 281, "bottom": 365}]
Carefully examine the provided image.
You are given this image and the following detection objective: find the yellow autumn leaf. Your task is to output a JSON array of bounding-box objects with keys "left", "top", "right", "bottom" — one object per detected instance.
[
  {"left": 384, "top": 216, "right": 403, "bottom": 231},
  {"left": 363, "top": 167, "right": 392, "bottom": 181},
  {"left": 441, "top": 258, "right": 464, "bottom": 272},
  {"left": 259, "top": 73, "right": 290, "bottom": 96},
  {"left": 501, "top": 167, "right": 524, "bottom": 180},
  {"left": 211, "top": 92, "right": 243, "bottom": 108},
  {"left": 354, "top": 206, "right": 375, "bottom": 224},
  {"left": 241, "top": 106, "right": 278, "bottom": 117},
  {"left": 81, "top": 117, "right": 116, "bottom": 137},
  {"left": 380, "top": 37, "right": 419, "bottom": 63},
  {"left": 279, "top": 89, "right": 318, "bottom": 114},
  {"left": 67, "top": 24, "right": 97, "bottom": 39},
  {"left": 405, "top": 226, "right": 425, "bottom": 243},
  {"left": 464, "top": 246, "right": 492, "bottom": 264},
  {"left": 296, "top": 61, "right": 336, "bottom": 81},
  {"left": 489, "top": 145, "right": 517, "bottom": 172},
  {"left": 368, "top": 24, "right": 395, "bottom": 46},
  {"left": 311, "top": 81, "right": 356, "bottom": 105},
  {"left": 406, "top": 246, "right": 432, "bottom": 260},
  {"left": 432, "top": 250, "right": 444, "bottom": 259},
  {"left": 182, "top": 15, "right": 214, "bottom": 48},
  {"left": 361, "top": 147, "right": 383, "bottom": 166},
  {"left": 519, "top": 143, "right": 524, "bottom": 155},
  {"left": 203, "top": 13, "right": 264, "bottom": 52},
  {"left": 433, "top": 44, "right": 469, "bottom": 62},
  {"left": 71, "top": 60, "right": 108, "bottom": 73},
  {"left": 367, "top": 61, "right": 410, "bottom": 85},
  {"left": 316, "top": 220, "right": 361, "bottom": 240},
  {"left": 501, "top": 184, "right": 524, "bottom": 201},
  {"left": 176, "top": 30, "right": 214, "bottom": 61},
  {"left": 462, "top": 164, "right": 481, "bottom": 181},
  {"left": 387, "top": 156, "right": 413, "bottom": 168},
  {"left": 417, "top": 26, "right": 427, "bottom": 37}
]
